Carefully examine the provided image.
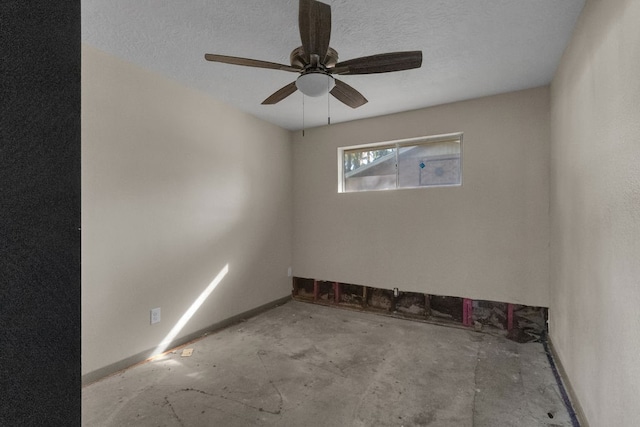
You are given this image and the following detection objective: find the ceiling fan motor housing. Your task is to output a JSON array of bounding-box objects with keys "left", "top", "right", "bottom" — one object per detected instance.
[{"left": 290, "top": 46, "right": 339, "bottom": 69}]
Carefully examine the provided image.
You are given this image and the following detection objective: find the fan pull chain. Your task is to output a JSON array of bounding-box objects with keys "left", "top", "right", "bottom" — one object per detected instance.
[
  {"left": 327, "top": 77, "right": 331, "bottom": 125},
  {"left": 302, "top": 94, "right": 305, "bottom": 137}
]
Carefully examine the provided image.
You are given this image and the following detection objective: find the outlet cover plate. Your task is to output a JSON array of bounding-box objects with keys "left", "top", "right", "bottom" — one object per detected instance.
[{"left": 150, "top": 307, "right": 161, "bottom": 324}]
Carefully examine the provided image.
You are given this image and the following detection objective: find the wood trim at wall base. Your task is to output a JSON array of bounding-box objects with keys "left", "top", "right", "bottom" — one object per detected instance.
[
  {"left": 547, "top": 339, "right": 590, "bottom": 427},
  {"left": 82, "top": 295, "right": 292, "bottom": 386}
]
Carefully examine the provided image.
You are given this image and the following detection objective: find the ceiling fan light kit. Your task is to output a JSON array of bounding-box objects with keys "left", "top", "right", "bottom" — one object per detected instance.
[
  {"left": 296, "top": 72, "right": 335, "bottom": 97},
  {"left": 205, "top": 0, "right": 422, "bottom": 109}
]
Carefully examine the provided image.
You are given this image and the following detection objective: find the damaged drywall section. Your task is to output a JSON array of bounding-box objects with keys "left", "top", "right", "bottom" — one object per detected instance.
[
  {"left": 430, "top": 295, "right": 464, "bottom": 323},
  {"left": 472, "top": 300, "right": 508, "bottom": 329},
  {"left": 395, "top": 291, "right": 429, "bottom": 318},
  {"left": 316, "top": 280, "right": 335, "bottom": 302},
  {"left": 367, "top": 288, "right": 395, "bottom": 312},
  {"left": 506, "top": 305, "right": 549, "bottom": 343},
  {"left": 291, "top": 277, "right": 548, "bottom": 341},
  {"left": 292, "top": 277, "right": 315, "bottom": 300},
  {"left": 338, "top": 283, "right": 365, "bottom": 307}
]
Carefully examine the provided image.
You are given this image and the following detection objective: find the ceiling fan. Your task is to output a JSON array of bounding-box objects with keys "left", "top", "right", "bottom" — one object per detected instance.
[{"left": 204, "top": 0, "right": 422, "bottom": 109}]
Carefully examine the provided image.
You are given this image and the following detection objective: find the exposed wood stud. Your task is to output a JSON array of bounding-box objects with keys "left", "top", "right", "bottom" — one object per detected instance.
[
  {"left": 463, "top": 298, "right": 473, "bottom": 326},
  {"left": 291, "top": 278, "right": 545, "bottom": 342}
]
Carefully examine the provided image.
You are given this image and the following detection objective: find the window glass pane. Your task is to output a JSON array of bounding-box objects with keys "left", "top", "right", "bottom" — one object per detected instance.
[
  {"left": 339, "top": 134, "right": 462, "bottom": 193},
  {"left": 343, "top": 147, "right": 396, "bottom": 192},
  {"left": 398, "top": 140, "right": 460, "bottom": 188}
]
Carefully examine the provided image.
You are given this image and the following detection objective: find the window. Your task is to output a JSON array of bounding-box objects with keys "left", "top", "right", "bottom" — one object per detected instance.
[{"left": 339, "top": 133, "right": 462, "bottom": 192}]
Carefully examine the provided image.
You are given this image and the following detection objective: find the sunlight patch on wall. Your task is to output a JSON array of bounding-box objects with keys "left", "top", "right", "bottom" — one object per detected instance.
[{"left": 150, "top": 263, "right": 229, "bottom": 358}]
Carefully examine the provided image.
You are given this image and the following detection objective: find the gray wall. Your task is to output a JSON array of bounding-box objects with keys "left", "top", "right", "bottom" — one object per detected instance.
[
  {"left": 549, "top": 0, "right": 640, "bottom": 425},
  {"left": 82, "top": 45, "right": 293, "bottom": 376},
  {"left": 292, "top": 87, "right": 550, "bottom": 307}
]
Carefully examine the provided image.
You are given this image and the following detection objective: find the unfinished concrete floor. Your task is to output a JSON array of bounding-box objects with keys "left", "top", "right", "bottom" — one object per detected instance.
[{"left": 83, "top": 300, "right": 573, "bottom": 426}]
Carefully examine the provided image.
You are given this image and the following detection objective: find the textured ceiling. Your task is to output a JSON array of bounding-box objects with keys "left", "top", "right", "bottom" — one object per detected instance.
[{"left": 82, "top": 0, "right": 585, "bottom": 130}]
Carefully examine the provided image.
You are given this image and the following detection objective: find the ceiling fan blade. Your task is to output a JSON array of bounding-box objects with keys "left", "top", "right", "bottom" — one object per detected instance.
[
  {"left": 331, "top": 51, "right": 423, "bottom": 75},
  {"left": 330, "top": 79, "right": 368, "bottom": 108},
  {"left": 299, "top": 0, "right": 331, "bottom": 63},
  {"left": 262, "top": 82, "right": 298, "bottom": 105},
  {"left": 204, "top": 54, "right": 302, "bottom": 73}
]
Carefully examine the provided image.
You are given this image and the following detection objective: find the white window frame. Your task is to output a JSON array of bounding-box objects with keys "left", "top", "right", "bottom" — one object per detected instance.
[{"left": 338, "top": 132, "right": 463, "bottom": 193}]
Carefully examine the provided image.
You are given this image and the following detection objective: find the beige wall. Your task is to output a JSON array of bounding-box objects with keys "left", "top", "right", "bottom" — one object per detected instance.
[
  {"left": 292, "top": 87, "right": 550, "bottom": 306},
  {"left": 549, "top": 0, "right": 640, "bottom": 425},
  {"left": 82, "top": 45, "right": 292, "bottom": 376}
]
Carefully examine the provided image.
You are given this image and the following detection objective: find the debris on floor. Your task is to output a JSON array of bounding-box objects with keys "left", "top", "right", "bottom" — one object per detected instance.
[{"left": 83, "top": 301, "right": 576, "bottom": 427}]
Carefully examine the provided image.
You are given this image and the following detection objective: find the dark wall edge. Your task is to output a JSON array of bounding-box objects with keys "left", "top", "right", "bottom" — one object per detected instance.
[{"left": 0, "top": 1, "right": 81, "bottom": 425}]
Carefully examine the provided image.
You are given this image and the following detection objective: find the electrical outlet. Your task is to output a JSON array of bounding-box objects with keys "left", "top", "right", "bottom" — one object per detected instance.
[
  {"left": 150, "top": 307, "right": 161, "bottom": 324},
  {"left": 287, "top": 267, "right": 292, "bottom": 277}
]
